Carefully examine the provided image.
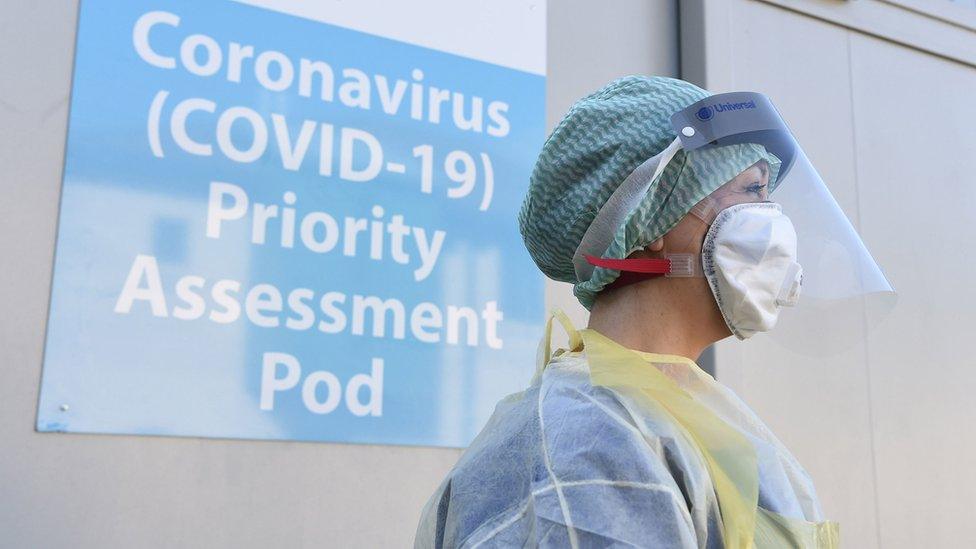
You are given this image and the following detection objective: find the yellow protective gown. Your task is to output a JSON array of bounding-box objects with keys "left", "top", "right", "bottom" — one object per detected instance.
[{"left": 415, "top": 310, "right": 838, "bottom": 548}]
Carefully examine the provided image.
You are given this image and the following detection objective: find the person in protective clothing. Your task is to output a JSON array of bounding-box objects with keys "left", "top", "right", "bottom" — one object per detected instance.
[{"left": 414, "top": 74, "right": 890, "bottom": 548}]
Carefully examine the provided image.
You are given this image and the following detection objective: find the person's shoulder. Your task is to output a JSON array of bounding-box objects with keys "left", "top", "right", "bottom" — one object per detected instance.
[
  {"left": 540, "top": 355, "right": 632, "bottom": 426},
  {"left": 538, "top": 355, "right": 683, "bottom": 482},
  {"left": 540, "top": 352, "right": 659, "bottom": 430}
]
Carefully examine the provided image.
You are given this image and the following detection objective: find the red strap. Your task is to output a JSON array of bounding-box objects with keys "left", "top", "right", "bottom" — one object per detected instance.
[{"left": 584, "top": 254, "right": 671, "bottom": 275}]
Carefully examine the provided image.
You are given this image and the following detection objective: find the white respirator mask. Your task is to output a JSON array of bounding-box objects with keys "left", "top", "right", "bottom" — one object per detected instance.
[{"left": 701, "top": 202, "right": 802, "bottom": 339}]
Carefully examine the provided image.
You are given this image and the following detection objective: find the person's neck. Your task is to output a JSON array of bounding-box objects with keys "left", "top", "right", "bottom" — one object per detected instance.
[{"left": 586, "top": 279, "right": 724, "bottom": 362}]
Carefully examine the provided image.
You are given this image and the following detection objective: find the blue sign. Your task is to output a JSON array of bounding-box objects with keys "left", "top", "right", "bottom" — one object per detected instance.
[{"left": 38, "top": 0, "right": 546, "bottom": 447}]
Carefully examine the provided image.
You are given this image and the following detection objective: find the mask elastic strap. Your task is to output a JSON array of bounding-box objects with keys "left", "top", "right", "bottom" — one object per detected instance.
[
  {"left": 573, "top": 137, "right": 685, "bottom": 283},
  {"left": 584, "top": 253, "right": 698, "bottom": 278},
  {"left": 584, "top": 255, "right": 670, "bottom": 274}
]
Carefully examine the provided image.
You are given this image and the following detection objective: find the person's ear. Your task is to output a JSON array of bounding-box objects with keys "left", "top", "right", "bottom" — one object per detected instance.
[{"left": 647, "top": 237, "right": 665, "bottom": 252}]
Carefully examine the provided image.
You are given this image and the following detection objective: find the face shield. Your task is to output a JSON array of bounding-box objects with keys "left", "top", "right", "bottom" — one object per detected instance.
[{"left": 574, "top": 91, "right": 896, "bottom": 355}]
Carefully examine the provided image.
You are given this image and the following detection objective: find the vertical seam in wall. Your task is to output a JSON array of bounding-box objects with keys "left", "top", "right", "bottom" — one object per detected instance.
[
  {"left": 676, "top": 0, "right": 684, "bottom": 80},
  {"left": 846, "top": 30, "right": 884, "bottom": 549},
  {"left": 728, "top": 0, "right": 735, "bottom": 88}
]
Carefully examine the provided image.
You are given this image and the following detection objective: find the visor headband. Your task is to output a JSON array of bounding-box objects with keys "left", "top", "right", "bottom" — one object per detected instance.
[{"left": 572, "top": 136, "right": 684, "bottom": 282}]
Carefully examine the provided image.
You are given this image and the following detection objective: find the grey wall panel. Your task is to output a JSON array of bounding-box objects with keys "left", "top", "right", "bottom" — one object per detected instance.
[
  {"left": 0, "top": 1, "right": 679, "bottom": 546},
  {"left": 849, "top": 30, "right": 976, "bottom": 548},
  {"left": 705, "top": 4, "right": 882, "bottom": 547},
  {"left": 686, "top": 0, "right": 976, "bottom": 547},
  {"left": 546, "top": 0, "right": 679, "bottom": 121}
]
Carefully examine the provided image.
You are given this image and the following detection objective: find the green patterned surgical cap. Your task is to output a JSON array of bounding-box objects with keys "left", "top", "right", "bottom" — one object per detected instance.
[{"left": 518, "top": 75, "right": 781, "bottom": 309}]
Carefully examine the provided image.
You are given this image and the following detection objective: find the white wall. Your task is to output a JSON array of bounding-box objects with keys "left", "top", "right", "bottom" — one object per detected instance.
[
  {"left": 0, "top": 1, "right": 678, "bottom": 546},
  {"left": 683, "top": 1, "right": 976, "bottom": 547}
]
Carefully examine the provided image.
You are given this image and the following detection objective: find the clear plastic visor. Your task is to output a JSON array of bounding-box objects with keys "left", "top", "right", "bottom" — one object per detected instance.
[{"left": 672, "top": 92, "right": 896, "bottom": 354}]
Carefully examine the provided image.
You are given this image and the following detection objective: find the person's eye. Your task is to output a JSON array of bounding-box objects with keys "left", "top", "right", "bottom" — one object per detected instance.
[{"left": 746, "top": 182, "right": 767, "bottom": 196}]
